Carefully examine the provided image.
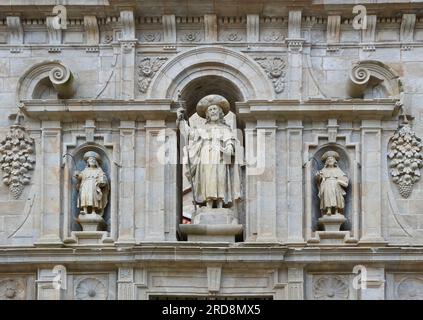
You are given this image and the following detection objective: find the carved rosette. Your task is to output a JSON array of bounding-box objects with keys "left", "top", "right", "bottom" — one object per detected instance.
[
  {"left": 75, "top": 278, "right": 107, "bottom": 300},
  {"left": 0, "top": 279, "right": 25, "bottom": 300},
  {"left": 313, "top": 276, "right": 349, "bottom": 300},
  {"left": 254, "top": 57, "right": 286, "bottom": 93},
  {"left": 388, "top": 120, "right": 422, "bottom": 198},
  {"left": 0, "top": 119, "right": 35, "bottom": 199},
  {"left": 396, "top": 277, "right": 423, "bottom": 300},
  {"left": 137, "top": 57, "right": 168, "bottom": 93}
]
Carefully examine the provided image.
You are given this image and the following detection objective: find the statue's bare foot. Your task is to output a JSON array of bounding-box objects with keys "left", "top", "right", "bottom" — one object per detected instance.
[
  {"left": 206, "top": 199, "right": 213, "bottom": 208},
  {"left": 217, "top": 200, "right": 223, "bottom": 208}
]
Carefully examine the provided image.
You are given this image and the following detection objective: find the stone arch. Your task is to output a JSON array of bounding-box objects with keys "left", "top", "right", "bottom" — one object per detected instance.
[
  {"left": 147, "top": 46, "right": 274, "bottom": 102},
  {"left": 348, "top": 60, "right": 403, "bottom": 99},
  {"left": 16, "top": 60, "right": 76, "bottom": 102}
]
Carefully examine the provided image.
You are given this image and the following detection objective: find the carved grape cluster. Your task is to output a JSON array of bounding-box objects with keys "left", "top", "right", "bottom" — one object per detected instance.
[
  {"left": 388, "top": 122, "right": 422, "bottom": 198},
  {"left": 0, "top": 124, "right": 35, "bottom": 199}
]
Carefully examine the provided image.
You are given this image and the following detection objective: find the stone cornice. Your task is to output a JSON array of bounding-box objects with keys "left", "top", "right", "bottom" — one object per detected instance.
[
  {"left": 236, "top": 98, "right": 399, "bottom": 120},
  {"left": 1, "top": 245, "right": 423, "bottom": 268}
]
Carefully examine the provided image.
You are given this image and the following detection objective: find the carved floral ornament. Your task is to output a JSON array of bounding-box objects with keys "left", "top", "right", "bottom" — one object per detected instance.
[
  {"left": 388, "top": 115, "right": 422, "bottom": 198},
  {"left": 0, "top": 113, "right": 35, "bottom": 199},
  {"left": 254, "top": 56, "right": 286, "bottom": 93},
  {"left": 137, "top": 57, "right": 168, "bottom": 93}
]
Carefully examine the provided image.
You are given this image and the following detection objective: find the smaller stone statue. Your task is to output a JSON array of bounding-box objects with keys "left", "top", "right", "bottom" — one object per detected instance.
[
  {"left": 316, "top": 151, "right": 348, "bottom": 216},
  {"left": 75, "top": 151, "right": 109, "bottom": 217}
]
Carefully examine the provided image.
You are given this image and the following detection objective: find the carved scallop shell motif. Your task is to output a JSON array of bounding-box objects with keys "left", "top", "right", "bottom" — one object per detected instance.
[
  {"left": 0, "top": 279, "right": 25, "bottom": 300},
  {"left": 313, "top": 276, "right": 349, "bottom": 300},
  {"left": 396, "top": 277, "right": 423, "bottom": 300},
  {"left": 75, "top": 278, "right": 107, "bottom": 300}
]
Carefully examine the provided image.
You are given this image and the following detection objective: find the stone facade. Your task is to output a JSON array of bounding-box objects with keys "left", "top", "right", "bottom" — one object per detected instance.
[{"left": 0, "top": 0, "right": 423, "bottom": 300}]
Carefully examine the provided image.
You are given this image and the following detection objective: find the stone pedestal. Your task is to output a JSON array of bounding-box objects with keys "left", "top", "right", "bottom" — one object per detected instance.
[
  {"left": 308, "top": 214, "right": 355, "bottom": 245},
  {"left": 77, "top": 213, "right": 106, "bottom": 232},
  {"left": 179, "top": 208, "right": 243, "bottom": 242},
  {"left": 318, "top": 214, "right": 346, "bottom": 232}
]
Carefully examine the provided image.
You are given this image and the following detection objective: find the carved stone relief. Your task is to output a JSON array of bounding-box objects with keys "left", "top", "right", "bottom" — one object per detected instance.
[
  {"left": 254, "top": 57, "right": 286, "bottom": 93},
  {"left": 396, "top": 277, "right": 423, "bottom": 300},
  {"left": 137, "top": 57, "right": 168, "bottom": 93},
  {"left": 75, "top": 277, "right": 108, "bottom": 300},
  {"left": 0, "top": 279, "right": 25, "bottom": 300},
  {"left": 0, "top": 115, "right": 35, "bottom": 199},
  {"left": 312, "top": 275, "right": 349, "bottom": 300},
  {"left": 388, "top": 117, "right": 422, "bottom": 198}
]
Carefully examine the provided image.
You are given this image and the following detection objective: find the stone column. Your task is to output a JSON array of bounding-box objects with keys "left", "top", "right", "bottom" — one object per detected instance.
[
  {"left": 286, "top": 120, "right": 304, "bottom": 244},
  {"left": 35, "top": 121, "right": 62, "bottom": 246},
  {"left": 118, "top": 267, "right": 135, "bottom": 300},
  {"left": 144, "top": 120, "right": 166, "bottom": 241},
  {"left": 117, "top": 121, "right": 136, "bottom": 244},
  {"left": 119, "top": 10, "right": 136, "bottom": 100},
  {"left": 359, "top": 120, "right": 386, "bottom": 245},
  {"left": 255, "top": 120, "right": 277, "bottom": 242}
]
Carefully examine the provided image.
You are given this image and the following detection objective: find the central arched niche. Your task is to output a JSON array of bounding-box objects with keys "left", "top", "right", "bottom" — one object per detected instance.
[{"left": 177, "top": 75, "right": 246, "bottom": 242}]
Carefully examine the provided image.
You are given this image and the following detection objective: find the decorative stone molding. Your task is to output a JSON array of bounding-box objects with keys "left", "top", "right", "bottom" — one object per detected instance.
[
  {"left": 362, "top": 15, "right": 377, "bottom": 50},
  {"left": 348, "top": 60, "right": 402, "bottom": 98},
  {"left": 6, "top": 16, "right": 23, "bottom": 45},
  {"left": 17, "top": 60, "right": 77, "bottom": 100},
  {"left": 0, "top": 113, "right": 35, "bottom": 199},
  {"left": 46, "top": 16, "right": 62, "bottom": 45},
  {"left": 120, "top": 10, "right": 135, "bottom": 40},
  {"left": 396, "top": 277, "right": 423, "bottom": 300},
  {"left": 247, "top": 14, "right": 259, "bottom": 42},
  {"left": 0, "top": 279, "right": 25, "bottom": 300},
  {"left": 388, "top": 116, "right": 422, "bottom": 198},
  {"left": 286, "top": 39, "right": 304, "bottom": 53},
  {"left": 313, "top": 275, "right": 349, "bottom": 300},
  {"left": 288, "top": 11, "right": 301, "bottom": 38},
  {"left": 75, "top": 277, "right": 108, "bottom": 300},
  {"left": 207, "top": 266, "right": 222, "bottom": 293},
  {"left": 400, "top": 14, "right": 416, "bottom": 43},
  {"left": 137, "top": 57, "right": 168, "bottom": 93},
  {"left": 263, "top": 31, "right": 283, "bottom": 42},
  {"left": 204, "top": 14, "right": 217, "bottom": 42},
  {"left": 84, "top": 16, "right": 99, "bottom": 45},
  {"left": 254, "top": 57, "right": 286, "bottom": 93},
  {"left": 163, "top": 15, "right": 176, "bottom": 43}
]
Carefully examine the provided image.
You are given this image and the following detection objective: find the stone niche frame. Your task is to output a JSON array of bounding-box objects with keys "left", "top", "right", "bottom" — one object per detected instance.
[
  {"left": 304, "top": 132, "right": 360, "bottom": 245},
  {"left": 62, "top": 140, "right": 118, "bottom": 245}
]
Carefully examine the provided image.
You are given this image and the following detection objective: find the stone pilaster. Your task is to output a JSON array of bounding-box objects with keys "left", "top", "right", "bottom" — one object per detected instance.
[
  {"left": 35, "top": 121, "right": 62, "bottom": 246},
  {"left": 359, "top": 120, "right": 386, "bottom": 245},
  {"left": 287, "top": 266, "right": 304, "bottom": 299},
  {"left": 117, "top": 121, "right": 136, "bottom": 244},
  {"left": 118, "top": 267, "right": 135, "bottom": 300},
  {"left": 119, "top": 10, "right": 136, "bottom": 100},
  {"left": 286, "top": 120, "right": 304, "bottom": 244},
  {"left": 286, "top": 10, "right": 304, "bottom": 100}
]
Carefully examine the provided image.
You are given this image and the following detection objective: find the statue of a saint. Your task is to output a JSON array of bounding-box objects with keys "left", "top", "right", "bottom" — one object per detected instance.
[
  {"left": 177, "top": 95, "right": 241, "bottom": 209},
  {"left": 316, "top": 150, "right": 348, "bottom": 216},
  {"left": 75, "top": 151, "right": 109, "bottom": 216}
]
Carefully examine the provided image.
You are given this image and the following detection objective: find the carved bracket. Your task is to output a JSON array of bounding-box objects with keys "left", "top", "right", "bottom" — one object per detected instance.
[
  {"left": 0, "top": 114, "right": 35, "bottom": 199},
  {"left": 348, "top": 60, "right": 402, "bottom": 98},
  {"left": 6, "top": 16, "right": 23, "bottom": 45},
  {"left": 388, "top": 116, "right": 422, "bottom": 198},
  {"left": 84, "top": 16, "right": 99, "bottom": 45},
  {"left": 46, "top": 16, "right": 62, "bottom": 45},
  {"left": 137, "top": 57, "right": 168, "bottom": 93},
  {"left": 254, "top": 57, "right": 287, "bottom": 93}
]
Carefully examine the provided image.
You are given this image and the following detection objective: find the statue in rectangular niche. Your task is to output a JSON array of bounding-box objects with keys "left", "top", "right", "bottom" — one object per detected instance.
[{"left": 316, "top": 151, "right": 349, "bottom": 216}]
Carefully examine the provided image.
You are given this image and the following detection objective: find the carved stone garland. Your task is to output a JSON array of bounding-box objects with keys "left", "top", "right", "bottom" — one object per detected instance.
[
  {"left": 388, "top": 116, "right": 422, "bottom": 198},
  {"left": 254, "top": 57, "right": 286, "bottom": 93},
  {"left": 137, "top": 57, "right": 168, "bottom": 93},
  {"left": 0, "top": 115, "right": 35, "bottom": 199}
]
